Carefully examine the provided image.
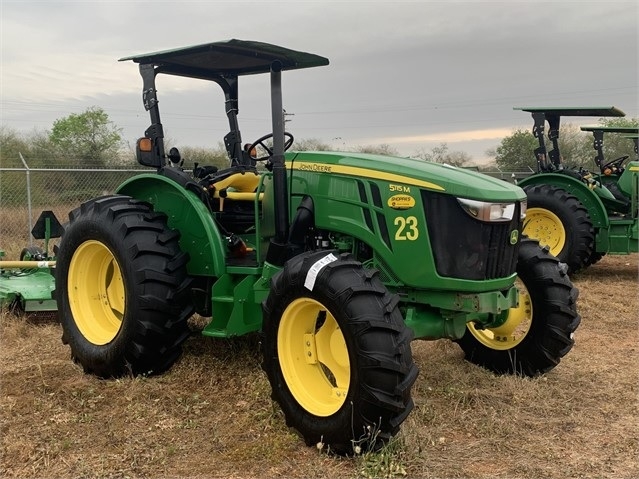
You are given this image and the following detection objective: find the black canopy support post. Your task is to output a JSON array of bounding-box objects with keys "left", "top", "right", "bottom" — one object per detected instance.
[
  {"left": 531, "top": 112, "right": 550, "bottom": 172},
  {"left": 266, "top": 60, "right": 290, "bottom": 266},
  {"left": 591, "top": 129, "right": 606, "bottom": 171},
  {"left": 546, "top": 113, "right": 562, "bottom": 169},
  {"left": 139, "top": 64, "right": 165, "bottom": 168},
  {"left": 220, "top": 76, "right": 245, "bottom": 166}
]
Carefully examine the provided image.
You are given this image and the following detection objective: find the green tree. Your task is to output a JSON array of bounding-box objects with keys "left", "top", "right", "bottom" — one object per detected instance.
[
  {"left": 492, "top": 118, "right": 638, "bottom": 172},
  {"left": 0, "top": 126, "right": 28, "bottom": 167},
  {"left": 26, "top": 130, "right": 59, "bottom": 168},
  {"left": 412, "top": 142, "right": 471, "bottom": 167},
  {"left": 0, "top": 126, "right": 57, "bottom": 168},
  {"left": 492, "top": 129, "right": 538, "bottom": 171},
  {"left": 49, "top": 106, "right": 122, "bottom": 166},
  {"left": 596, "top": 117, "right": 638, "bottom": 166},
  {"left": 179, "top": 144, "right": 230, "bottom": 170},
  {"left": 555, "top": 123, "right": 593, "bottom": 169},
  {"left": 0, "top": 127, "right": 77, "bottom": 205},
  {"left": 354, "top": 143, "right": 399, "bottom": 156},
  {"left": 293, "top": 138, "right": 332, "bottom": 151},
  {"left": 0, "top": 127, "right": 29, "bottom": 206}
]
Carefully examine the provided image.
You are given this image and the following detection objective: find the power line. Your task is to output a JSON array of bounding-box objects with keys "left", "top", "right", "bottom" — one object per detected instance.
[{"left": 2, "top": 85, "right": 635, "bottom": 119}]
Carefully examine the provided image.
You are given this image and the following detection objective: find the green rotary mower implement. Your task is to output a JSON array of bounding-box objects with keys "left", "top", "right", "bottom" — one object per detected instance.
[
  {"left": 514, "top": 107, "right": 638, "bottom": 273},
  {"left": 0, "top": 211, "right": 62, "bottom": 313},
  {"left": 54, "top": 40, "right": 580, "bottom": 454}
]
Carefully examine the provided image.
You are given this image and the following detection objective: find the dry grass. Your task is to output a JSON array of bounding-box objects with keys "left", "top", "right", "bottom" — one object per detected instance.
[{"left": 1, "top": 254, "right": 637, "bottom": 478}]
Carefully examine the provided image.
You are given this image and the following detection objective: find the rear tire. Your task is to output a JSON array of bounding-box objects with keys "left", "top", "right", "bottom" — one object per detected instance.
[
  {"left": 56, "top": 195, "right": 193, "bottom": 378},
  {"left": 262, "top": 251, "right": 418, "bottom": 454},
  {"left": 523, "top": 184, "right": 594, "bottom": 273},
  {"left": 456, "top": 238, "right": 580, "bottom": 376}
]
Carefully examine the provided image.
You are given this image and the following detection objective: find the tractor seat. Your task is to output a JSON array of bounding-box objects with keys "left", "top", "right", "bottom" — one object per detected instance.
[{"left": 204, "top": 165, "right": 263, "bottom": 211}]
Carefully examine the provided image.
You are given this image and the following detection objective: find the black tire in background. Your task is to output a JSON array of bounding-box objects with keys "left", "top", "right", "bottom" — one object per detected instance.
[
  {"left": 56, "top": 195, "right": 193, "bottom": 378},
  {"left": 262, "top": 251, "right": 418, "bottom": 455},
  {"left": 523, "top": 184, "right": 594, "bottom": 273},
  {"left": 20, "top": 246, "right": 45, "bottom": 261},
  {"left": 456, "top": 237, "right": 580, "bottom": 376}
]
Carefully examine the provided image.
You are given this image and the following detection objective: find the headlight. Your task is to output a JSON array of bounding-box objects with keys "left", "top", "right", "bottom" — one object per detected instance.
[
  {"left": 457, "top": 198, "right": 516, "bottom": 222},
  {"left": 520, "top": 200, "right": 527, "bottom": 220}
]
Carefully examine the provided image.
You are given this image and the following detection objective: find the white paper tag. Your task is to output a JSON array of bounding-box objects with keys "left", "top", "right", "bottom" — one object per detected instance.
[{"left": 304, "top": 253, "right": 338, "bottom": 291}]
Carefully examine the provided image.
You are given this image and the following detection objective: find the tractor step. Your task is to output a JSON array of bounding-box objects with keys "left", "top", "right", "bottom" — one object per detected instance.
[
  {"left": 597, "top": 217, "right": 639, "bottom": 254},
  {"left": 225, "top": 253, "right": 259, "bottom": 268}
]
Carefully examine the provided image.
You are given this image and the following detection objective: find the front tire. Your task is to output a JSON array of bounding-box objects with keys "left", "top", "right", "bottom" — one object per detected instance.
[
  {"left": 456, "top": 238, "right": 580, "bottom": 376},
  {"left": 262, "top": 251, "right": 418, "bottom": 454},
  {"left": 523, "top": 184, "right": 594, "bottom": 273},
  {"left": 585, "top": 251, "right": 606, "bottom": 267},
  {"left": 56, "top": 195, "right": 194, "bottom": 378}
]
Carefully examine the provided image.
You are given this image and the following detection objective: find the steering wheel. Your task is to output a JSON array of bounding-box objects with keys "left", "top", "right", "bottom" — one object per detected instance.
[
  {"left": 247, "top": 132, "right": 294, "bottom": 161},
  {"left": 602, "top": 155, "right": 629, "bottom": 172}
]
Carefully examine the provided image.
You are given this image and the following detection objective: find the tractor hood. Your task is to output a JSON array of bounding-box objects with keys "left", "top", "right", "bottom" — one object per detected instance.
[{"left": 286, "top": 151, "right": 525, "bottom": 202}]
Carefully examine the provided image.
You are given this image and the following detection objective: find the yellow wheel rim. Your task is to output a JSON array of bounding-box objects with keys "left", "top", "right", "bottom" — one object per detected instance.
[
  {"left": 278, "top": 298, "right": 350, "bottom": 417},
  {"left": 68, "top": 240, "right": 125, "bottom": 345},
  {"left": 467, "top": 279, "right": 532, "bottom": 350},
  {"left": 523, "top": 207, "right": 566, "bottom": 257}
]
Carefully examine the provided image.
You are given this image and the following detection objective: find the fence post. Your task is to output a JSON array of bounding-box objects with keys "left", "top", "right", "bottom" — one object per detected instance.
[{"left": 18, "top": 152, "right": 33, "bottom": 246}]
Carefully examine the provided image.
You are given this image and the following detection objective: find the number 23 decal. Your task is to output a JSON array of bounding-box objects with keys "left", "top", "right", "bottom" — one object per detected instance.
[{"left": 394, "top": 216, "right": 419, "bottom": 241}]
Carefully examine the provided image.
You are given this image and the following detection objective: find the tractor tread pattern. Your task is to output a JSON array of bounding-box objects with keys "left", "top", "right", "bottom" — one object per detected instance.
[
  {"left": 524, "top": 184, "right": 594, "bottom": 273},
  {"left": 456, "top": 237, "right": 581, "bottom": 377},
  {"left": 262, "top": 251, "right": 418, "bottom": 455},
  {"left": 57, "top": 195, "right": 194, "bottom": 378}
]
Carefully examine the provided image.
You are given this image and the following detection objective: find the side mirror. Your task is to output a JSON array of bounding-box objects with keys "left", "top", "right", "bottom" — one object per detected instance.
[{"left": 168, "top": 147, "right": 182, "bottom": 166}]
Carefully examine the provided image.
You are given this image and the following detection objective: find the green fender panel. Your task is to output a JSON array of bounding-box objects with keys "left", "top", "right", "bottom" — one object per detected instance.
[
  {"left": 518, "top": 173, "right": 609, "bottom": 228},
  {"left": 618, "top": 161, "right": 639, "bottom": 195},
  {"left": 116, "top": 174, "right": 225, "bottom": 277}
]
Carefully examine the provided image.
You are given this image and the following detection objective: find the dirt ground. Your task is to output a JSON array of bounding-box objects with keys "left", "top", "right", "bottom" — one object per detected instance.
[{"left": 1, "top": 254, "right": 637, "bottom": 478}]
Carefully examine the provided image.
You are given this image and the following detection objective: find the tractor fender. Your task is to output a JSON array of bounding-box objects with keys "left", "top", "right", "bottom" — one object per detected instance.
[
  {"left": 116, "top": 173, "right": 226, "bottom": 277},
  {"left": 518, "top": 173, "right": 609, "bottom": 228}
]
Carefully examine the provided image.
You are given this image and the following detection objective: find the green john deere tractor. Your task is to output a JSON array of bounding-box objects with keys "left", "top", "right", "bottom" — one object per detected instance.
[
  {"left": 55, "top": 40, "right": 580, "bottom": 454},
  {"left": 515, "top": 107, "right": 638, "bottom": 273}
]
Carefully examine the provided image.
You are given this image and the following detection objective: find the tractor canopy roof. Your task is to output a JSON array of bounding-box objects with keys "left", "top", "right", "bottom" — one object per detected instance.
[
  {"left": 580, "top": 125, "right": 639, "bottom": 134},
  {"left": 513, "top": 106, "right": 625, "bottom": 117},
  {"left": 119, "top": 39, "right": 329, "bottom": 79}
]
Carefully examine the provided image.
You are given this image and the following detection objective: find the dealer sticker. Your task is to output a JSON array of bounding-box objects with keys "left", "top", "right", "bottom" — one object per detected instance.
[
  {"left": 304, "top": 253, "right": 338, "bottom": 291},
  {"left": 387, "top": 194, "right": 416, "bottom": 210}
]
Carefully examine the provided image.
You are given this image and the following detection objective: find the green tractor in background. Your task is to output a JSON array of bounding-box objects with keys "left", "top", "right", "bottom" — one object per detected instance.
[
  {"left": 55, "top": 40, "right": 580, "bottom": 454},
  {"left": 515, "top": 107, "right": 638, "bottom": 273}
]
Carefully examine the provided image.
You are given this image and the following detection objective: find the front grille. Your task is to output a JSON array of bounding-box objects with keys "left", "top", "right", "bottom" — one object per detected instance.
[{"left": 421, "top": 190, "right": 520, "bottom": 280}]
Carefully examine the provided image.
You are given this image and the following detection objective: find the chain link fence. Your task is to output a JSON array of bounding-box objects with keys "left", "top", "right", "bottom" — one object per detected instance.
[{"left": 0, "top": 161, "right": 147, "bottom": 259}]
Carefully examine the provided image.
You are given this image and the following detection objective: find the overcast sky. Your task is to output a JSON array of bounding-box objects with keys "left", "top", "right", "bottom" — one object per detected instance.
[{"left": 1, "top": 0, "right": 637, "bottom": 164}]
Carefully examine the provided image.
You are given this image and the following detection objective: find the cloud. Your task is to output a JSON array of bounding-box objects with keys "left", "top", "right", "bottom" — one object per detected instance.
[
  {"left": 1, "top": 0, "right": 636, "bottom": 164},
  {"left": 376, "top": 128, "right": 516, "bottom": 145}
]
